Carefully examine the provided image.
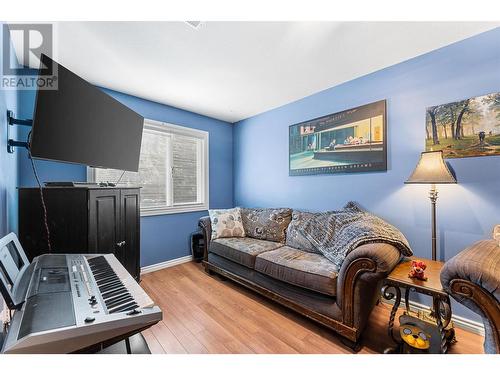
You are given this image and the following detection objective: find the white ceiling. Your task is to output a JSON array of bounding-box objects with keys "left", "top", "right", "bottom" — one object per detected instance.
[{"left": 11, "top": 22, "right": 500, "bottom": 123}]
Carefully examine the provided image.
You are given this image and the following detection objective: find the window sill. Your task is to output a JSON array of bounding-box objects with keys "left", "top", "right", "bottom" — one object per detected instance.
[{"left": 140, "top": 204, "right": 209, "bottom": 217}]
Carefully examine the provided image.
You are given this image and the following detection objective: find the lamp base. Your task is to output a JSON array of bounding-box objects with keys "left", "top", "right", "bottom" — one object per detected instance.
[{"left": 429, "top": 184, "right": 438, "bottom": 261}]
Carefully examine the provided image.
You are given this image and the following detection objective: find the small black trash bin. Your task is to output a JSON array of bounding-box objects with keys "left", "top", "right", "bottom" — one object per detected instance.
[{"left": 190, "top": 231, "right": 205, "bottom": 263}]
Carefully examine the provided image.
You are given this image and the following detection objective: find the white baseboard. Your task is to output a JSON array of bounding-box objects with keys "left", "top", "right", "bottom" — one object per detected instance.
[
  {"left": 383, "top": 298, "right": 485, "bottom": 337},
  {"left": 141, "top": 255, "right": 193, "bottom": 274}
]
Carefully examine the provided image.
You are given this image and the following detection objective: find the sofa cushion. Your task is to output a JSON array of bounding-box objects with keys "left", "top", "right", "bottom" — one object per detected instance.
[
  {"left": 241, "top": 208, "right": 292, "bottom": 243},
  {"left": 210, "top": 237, "right": 284, "bottom": 268},
  {"left": 208, "top": 208, "right": 246, "bottom": 240},
  {"left": 255, "top": 246, "right": 338, "bottom": 296},
  {"left": 285, "top": 210, "right": 322, "bottom": 254}
]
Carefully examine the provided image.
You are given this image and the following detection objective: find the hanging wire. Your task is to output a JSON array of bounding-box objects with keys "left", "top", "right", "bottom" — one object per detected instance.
[
  {"left": 27, "top": 131, "right": 52, "bottom": 253},
  {"left": 115, "top": 170, "right": 127, "bottom": 185}
]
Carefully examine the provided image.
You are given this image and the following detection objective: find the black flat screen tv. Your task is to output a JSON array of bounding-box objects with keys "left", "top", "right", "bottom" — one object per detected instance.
[{"left": 30, "top": 54, "right": 144, "bottom": 172}]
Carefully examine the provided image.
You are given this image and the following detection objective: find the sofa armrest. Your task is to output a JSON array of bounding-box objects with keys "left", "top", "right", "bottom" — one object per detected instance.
[
  {"left": 440, "top": 239, "right": 500, "bottom": 353},
  {"left": 198, "top": 216, "right": 212, "bottom": 261},
  {"left": 441, "top": 240, "right": 499, "bottom": 300},
  {"left": 336, "top": 243, "right": 401, "bottom": 328}
]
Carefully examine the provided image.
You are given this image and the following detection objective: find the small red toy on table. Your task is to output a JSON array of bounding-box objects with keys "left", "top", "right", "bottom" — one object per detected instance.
[{"left": 408, "top": 260, "right": 428, "bottom": 281}]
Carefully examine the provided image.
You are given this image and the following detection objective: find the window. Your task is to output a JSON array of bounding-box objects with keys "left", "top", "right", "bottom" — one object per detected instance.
[{"left": 88, "top": 119, "right": 209, "bottom": 216}]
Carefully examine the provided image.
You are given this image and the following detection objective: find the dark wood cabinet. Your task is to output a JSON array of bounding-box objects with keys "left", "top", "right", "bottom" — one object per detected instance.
[{"left": 18, "top": 187, "right": 141, "bottom": 280}]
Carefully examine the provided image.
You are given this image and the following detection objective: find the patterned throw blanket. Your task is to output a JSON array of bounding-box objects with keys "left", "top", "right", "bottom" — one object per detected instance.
[{"left": 298, "top": 202, "right": 413, "bottom": 270}]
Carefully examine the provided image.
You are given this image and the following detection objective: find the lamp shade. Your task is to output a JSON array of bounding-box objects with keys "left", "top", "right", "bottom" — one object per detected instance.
[{"left": 405, "top": 151, "right": 457, "bottom": 184}]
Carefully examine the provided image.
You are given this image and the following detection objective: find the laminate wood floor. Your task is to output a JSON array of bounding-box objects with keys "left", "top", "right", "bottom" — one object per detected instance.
[{"left": 140, "top": 261, "right": 484, "bottom": 354}]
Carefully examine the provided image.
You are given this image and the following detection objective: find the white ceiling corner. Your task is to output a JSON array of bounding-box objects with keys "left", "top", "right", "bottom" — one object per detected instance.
[{"left": 9, "top": 21, "right": 500, "bottom": 123}]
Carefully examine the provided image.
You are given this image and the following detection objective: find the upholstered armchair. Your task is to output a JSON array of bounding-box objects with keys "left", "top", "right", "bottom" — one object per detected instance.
[{"left": 440, "top": 230, "right": 500, "bottom": 354}]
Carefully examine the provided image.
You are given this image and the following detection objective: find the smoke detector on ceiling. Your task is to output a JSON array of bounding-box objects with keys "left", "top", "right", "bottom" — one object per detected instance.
[{"left": 185, "top": 21, "right": 204, "bottom": 30}]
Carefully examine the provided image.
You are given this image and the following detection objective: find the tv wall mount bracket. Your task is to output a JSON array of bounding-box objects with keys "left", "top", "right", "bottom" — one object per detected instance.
[{"left": 6, "top": 110, "right": 32, "bottom": 153}]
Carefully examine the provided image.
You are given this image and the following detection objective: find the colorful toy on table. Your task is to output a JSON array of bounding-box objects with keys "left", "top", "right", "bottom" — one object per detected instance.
[{"left": 408, "top": 260, "right": 428, "bottom": 281}]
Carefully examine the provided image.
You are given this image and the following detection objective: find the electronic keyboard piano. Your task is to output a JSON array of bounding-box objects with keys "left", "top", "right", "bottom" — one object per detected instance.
[{"left": 0, "top": 233, "right": 162, "bottom": 354}]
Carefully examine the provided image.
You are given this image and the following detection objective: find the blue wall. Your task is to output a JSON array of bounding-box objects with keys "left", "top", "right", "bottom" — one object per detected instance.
[
  {"left": 0, "top": 24, "right": 20, "bottom": 237},
  {"left": 17, "top": 88, "right": 233, "bottom": 267},
  {"left": 234, "top": 28, "right": 500, "bottom": 321}
]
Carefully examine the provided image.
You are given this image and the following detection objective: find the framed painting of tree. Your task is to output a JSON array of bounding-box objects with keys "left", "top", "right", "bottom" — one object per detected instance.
[{"left": 425, "top": 92, "right": 500, "bottom": 158}]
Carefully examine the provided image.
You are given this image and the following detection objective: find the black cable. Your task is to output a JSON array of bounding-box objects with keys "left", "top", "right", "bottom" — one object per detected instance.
[
  {"left": 115, "top": 170, "right": 126, "bottom": 185},
  {"left": 27, "top": 131, "right": 52, "bottom": 253}
]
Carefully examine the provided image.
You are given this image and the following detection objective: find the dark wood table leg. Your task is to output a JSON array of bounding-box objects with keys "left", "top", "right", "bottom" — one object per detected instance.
[
  {"left": 404, "top": 288, "right": 411, "bottom": 314},
  {"left": 433, "top": 296, "right": 448, "bottom": 354},
  {"left": 435, "top": 294, "right": 456, "bottom": 346},
  {"left": 382, "top": 284, "right": 402, "bottom": 353}
]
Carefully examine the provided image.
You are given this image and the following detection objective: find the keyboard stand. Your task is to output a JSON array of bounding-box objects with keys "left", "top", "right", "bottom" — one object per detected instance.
[
  {"left": 95, "top": 333, "right": 151, "bottom": 354},
  {"left": 125, "top": 337, "right": 132, "bottom": 354},
  {"left": 0, "top": 330, "right": 5, "bottom": 351}
]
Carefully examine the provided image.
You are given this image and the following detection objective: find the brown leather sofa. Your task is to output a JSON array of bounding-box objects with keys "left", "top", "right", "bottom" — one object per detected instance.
[
  {"left": 441, "top": 238, "right": 500, "bottom": 354},
  {"left": 198, "top": 215, "right": 402, "bottom": 350}
]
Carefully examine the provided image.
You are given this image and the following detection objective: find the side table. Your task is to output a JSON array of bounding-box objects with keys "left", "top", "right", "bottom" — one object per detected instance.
[{"left": 382, "top": 257, "right": 455, "bottom": 354}]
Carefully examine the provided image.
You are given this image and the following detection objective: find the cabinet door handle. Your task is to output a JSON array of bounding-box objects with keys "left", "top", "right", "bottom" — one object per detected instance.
[{"left": 116, "top": 241, "right": 126, "bottom": 248}]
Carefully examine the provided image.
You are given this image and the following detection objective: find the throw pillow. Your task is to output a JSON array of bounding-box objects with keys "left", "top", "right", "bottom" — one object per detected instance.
[
  {"left": 241, "top": 208, "right": 292, "bottom": 243},
  {"left": 208, "top": 208, "right": 246, "bottom": 240}
]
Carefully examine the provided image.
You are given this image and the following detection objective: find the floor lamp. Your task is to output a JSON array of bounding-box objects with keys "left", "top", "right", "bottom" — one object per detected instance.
[{"left": 405, "top": 151, "right": 457, "bottom": 261}]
